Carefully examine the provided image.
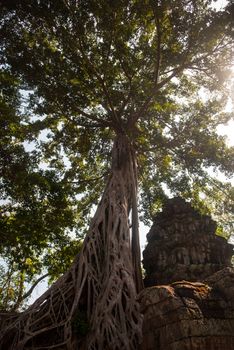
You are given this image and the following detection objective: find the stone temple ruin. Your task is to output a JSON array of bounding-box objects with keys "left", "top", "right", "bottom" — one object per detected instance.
[
  {"left": 140, "top": 197, "right": 234, "bottom": 350},
  {"left": 143, "top": 197, "right": 233, "bottom": 286}
]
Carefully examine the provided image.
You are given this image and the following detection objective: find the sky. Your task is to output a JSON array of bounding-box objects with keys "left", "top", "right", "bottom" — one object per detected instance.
[{"left": 212, "top": 0, "right": 228, "bottom": 10}]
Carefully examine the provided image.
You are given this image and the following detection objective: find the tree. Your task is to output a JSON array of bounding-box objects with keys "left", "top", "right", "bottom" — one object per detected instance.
[{"left": 0, "top": 0, "right": 233, "bottom": 349}]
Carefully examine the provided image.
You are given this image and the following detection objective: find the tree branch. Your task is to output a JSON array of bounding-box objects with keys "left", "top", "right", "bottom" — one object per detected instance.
[
  {"left": 74, "top": 107, "right": 110, "bottom": 127},
  {"left": 21, "top": 273, "right": 49, "bottom": 302},
  {"left": 127, "top": 66, "right": 184, "bottom": 129},
  {"left": 64, "top": 173, "right": 107, "bottom": 185},
  {"left": 151, "top": 0, "right": 161, "bottom": 86},
  {"left": 126, "top": 25, "right": 231, "bottom": 130},
  {"left": 77, "top": 37, "right": 122, "bottom": 130}
]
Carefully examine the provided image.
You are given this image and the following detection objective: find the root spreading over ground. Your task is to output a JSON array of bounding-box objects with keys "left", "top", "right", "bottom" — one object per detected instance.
[{"left": 0, "top": 134, "right": 143, "bottom": 350}]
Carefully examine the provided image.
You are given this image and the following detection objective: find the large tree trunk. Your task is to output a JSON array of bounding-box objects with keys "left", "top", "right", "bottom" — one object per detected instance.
[{"left": 0, "top": 133, "right": 143, "bottom": 350}]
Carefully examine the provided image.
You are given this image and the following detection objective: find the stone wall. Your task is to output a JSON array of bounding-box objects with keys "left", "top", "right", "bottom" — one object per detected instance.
[
  {"left": 143, "top": 197, "right": 233, "bottom": 286},
  {"left": 139, "top": 268, "right": 234, "bottom": 350},
  {"left": 140, "top": 197, "right": 234, "bottom": 349}
]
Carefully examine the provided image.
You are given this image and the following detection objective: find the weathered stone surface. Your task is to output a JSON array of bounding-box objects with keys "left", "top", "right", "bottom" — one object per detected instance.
[
  {"left": 204, "top": 267, "right": 234, "bottom": 302},
  {"left": 139, "top": 268, "right": 234, "bottom": 350},
  {"left": 143, "top": 197, "right": 233, "bottom": 286}
]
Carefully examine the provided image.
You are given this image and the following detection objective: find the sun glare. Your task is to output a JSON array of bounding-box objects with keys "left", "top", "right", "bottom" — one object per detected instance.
[{"left": 211, "top": 0, "right": 227, "bottom": 10}]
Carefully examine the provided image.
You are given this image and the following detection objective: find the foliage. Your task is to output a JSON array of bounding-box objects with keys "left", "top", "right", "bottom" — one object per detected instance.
[
  {"left": 0, "top": 60, "right": 83, "bottom": 309},
  {"left": 0, "top": 0, "right": 233, "bottom": 311},
  {"left": 0, "top": 262, "right": 24, "bottom": 311},
  {"left": 44, "top": 239, "right": 83, "bottom": 284}
]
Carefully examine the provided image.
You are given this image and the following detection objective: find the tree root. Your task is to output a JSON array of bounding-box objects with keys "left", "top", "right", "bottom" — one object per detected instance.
[{"left": 0, "top": 134, "right": 143, "bottom": 350}]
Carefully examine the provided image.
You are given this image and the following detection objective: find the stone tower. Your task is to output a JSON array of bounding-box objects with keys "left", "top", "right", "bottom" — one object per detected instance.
[{"left": 143, "top": 197, "right": 233, "bottom": 286}]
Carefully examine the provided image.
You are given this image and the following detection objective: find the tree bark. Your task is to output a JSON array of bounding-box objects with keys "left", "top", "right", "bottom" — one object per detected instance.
[{"left": 0, "top": 133, "right": 143, "bottom": 350}]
